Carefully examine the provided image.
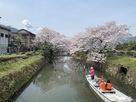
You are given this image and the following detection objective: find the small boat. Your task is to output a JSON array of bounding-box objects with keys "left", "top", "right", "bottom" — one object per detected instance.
[{"left": 86, "top": 75, "right": 133, "bottom": 102}]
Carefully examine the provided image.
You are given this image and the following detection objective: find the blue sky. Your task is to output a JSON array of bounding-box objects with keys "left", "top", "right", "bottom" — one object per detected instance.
[{"left": 0, "top": 0, "right": 136, "bottom": 37}]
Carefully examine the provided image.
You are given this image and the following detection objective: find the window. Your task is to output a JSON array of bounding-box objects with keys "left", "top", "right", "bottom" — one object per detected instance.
[
  {"left": 5, "top": 34, "right": 8, "bottom": 38},
  {"left": 22, "top": 36, "right": 27, "bottom": 39},
  {"left": 1, "top": 33, "right": 4, "bottom": 37}
]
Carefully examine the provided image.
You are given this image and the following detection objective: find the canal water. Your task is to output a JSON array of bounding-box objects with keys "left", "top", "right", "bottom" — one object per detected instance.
[{"left": 14, "top": 56, "right": 136, "bottom": 102}]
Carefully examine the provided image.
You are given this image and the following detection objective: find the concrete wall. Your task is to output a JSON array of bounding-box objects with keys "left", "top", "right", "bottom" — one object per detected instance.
[{"left": 0, "top": 28, "right": 9, "bottom": 54}]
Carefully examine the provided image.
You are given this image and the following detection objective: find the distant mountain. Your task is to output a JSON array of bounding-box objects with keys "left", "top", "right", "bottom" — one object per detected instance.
[
  {"left": 127, "top": 36, "right": 136, "bottom": 41},
  {"left": 6, "top": 26, "right": 18, "bottom": 32},
  {"left": 121, "top": 36, "right": 136, "bottom": 43},
  {"left": 0, "top": 24, "right": 18, "bottom": 32}
]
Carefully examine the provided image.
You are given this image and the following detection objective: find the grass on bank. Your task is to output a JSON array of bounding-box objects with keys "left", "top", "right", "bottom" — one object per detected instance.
[
  {"left": 107, "top": 55, "right": 136, "bottom": 69},
  {"left": 0, "top": 54, "right": 26, "bottom": 59},
  {"left": 0, "top": 54, "right": 44, "bottom": 78}
]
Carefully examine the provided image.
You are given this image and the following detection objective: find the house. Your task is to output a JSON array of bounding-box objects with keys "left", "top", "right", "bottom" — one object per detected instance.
[
  {"left": 17, "top": 29, "right": 36, "bottom": 51},
  {"left": 8, "top": 32, "right": 21, "bottom": 53},
  {"left": 0, "top": 25, "right": 10, "bottom": 54},
  {"left": 8, "top": 29, "right": 36, "bottom": 53}
]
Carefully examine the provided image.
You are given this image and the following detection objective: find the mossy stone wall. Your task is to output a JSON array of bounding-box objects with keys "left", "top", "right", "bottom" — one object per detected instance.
[
  {"left": 100, "top": 62, "right": 136, "bottom": 89},
  {"left": 0, "top": 57, "right": 46, "bottom": 102}
]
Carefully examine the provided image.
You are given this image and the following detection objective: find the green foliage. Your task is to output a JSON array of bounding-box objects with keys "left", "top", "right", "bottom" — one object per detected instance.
[
  {"left": 36, "top": 41, "right": 50, "bottom": 51},
  {"left": 0, "top": 54, "right": 25, "bottom": 58},
  {"left": 25, "top": 51, "right": 36, "bottom": 56},
  {"left": 9, "top": 80, "right": 15, "bottom": 88},
  {"left": 115, "top": 43, "right": 123, "bottom": 50},
  {"left": 116, "top": 41, "right": 136, "bottom": 51},
  {"left": 34, "top": 41, "right": 56, "bottom": 63},
  {"left": 74, "top": 51, "right": 87, "bottom": 60}
]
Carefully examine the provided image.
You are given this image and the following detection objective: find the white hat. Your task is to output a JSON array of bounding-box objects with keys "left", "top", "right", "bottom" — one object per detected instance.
[{"left": 91, "top": 67, "right": 93, "bottom": 69}]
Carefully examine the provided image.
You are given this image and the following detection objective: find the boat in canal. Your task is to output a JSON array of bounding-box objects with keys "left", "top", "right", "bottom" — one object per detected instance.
[{"left": 86, "top": 75, "right": 133, "bottom": 102}]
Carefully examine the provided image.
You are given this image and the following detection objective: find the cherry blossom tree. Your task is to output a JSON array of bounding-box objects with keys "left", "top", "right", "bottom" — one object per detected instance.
[
  {"left": 34, "top": 27, "right": 71, "bottom": 55},
  {"left": 34, "top": 21, "right": 131, "bottom": 63},
  {"left": 70, "top": 21, "right": 131, "bottom": 63}
]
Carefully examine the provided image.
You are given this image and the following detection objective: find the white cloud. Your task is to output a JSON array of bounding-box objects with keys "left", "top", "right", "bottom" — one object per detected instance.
[
  {"left": 22, "top": 19, "right": 33, "bottom": 29},
  {"left": 37, "top": 27, "right": 43, "bottom": 31},
  {"left": 36, "top": 27, "right": 43, "bottom": 33}
]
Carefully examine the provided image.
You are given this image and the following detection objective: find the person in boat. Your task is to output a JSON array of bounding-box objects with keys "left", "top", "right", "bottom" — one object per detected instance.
[
  {"left": 96, "top": 76, "right": 103, "bottom": 85},
  {"left": 106, "top": 80, "right": 112, "bottom": 90},
  {"left": 99, "top": 81, "right": 106, "bottom": 91},
  {"left": 89, "top": 67, "right": 95, "bottom": 80}
]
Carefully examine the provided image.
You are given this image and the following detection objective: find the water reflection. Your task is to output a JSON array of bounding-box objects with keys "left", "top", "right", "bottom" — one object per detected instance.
[{"left": 15, "top": 56, "right": 104, "bottom": 102}]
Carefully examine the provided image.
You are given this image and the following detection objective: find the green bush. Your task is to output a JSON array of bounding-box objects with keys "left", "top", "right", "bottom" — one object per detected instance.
[{"left": 116, "top": 41, "right": 136, "bottom": 51}]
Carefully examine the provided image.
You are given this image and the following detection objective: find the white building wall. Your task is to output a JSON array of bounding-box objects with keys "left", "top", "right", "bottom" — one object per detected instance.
[{"left": 0, "top": 28, "right": 9, "bottom": 54}]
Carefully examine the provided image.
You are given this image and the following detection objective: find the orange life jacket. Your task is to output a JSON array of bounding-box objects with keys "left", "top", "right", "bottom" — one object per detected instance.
[
  {"left": 106, "top": 83, "right": 112, "bottom": 90},
  {"left": 98, "top": 78, "right": 102, "bottom": 84},
  {"left": 100, "top": 82, "right": 105, "bottom": 90}
]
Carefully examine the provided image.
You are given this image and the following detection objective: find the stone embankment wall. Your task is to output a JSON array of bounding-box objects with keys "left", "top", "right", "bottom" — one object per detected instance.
[
  {"left": 101, "top": 62, "right": 136, "bottom": 88},
  {"left": 0, "top": 57, "right": 46, "bottom": 102}
]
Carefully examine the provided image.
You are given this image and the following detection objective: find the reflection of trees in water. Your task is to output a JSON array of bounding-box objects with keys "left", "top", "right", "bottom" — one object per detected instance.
[
  {"left": 32, "top": 56, "right": 103, "bottom": 102},
  {"left": 69, "top": 57, "right": 88, "bottom": 72},
  {"left": 17, "top": 56, "right": 135, "bottom": 102},
  {"left": 33, "top": 64, "right": 55, "bottom": 92},
  {"left": 64, "top": 57, "right": 104, "bottom": 102},
  {"left": 33, "top": 57, "right": 86, "bottom": 92},
  {"left": 33, "top": 64, "right": 67, "bottom": 92}
]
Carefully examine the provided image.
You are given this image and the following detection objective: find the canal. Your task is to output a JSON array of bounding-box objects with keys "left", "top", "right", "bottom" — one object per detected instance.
[{"left": 14, "top": 56, "right": 136, "bottom": 102}]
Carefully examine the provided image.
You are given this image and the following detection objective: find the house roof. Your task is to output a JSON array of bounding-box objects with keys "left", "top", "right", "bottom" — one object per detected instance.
[
  {"left": 0, "top": 25, "right": 11, "bottom": 31},
  {"left": 17, "top": 29, "right": 36, "bottom": 37}
]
